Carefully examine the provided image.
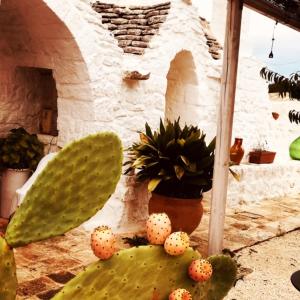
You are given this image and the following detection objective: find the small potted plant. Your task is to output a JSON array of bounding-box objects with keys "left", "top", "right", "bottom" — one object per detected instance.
[
  {"left": 125, "top": 119, "right": 215, "bottom": 234},
  {"left": 0, "top": 128, "right": 44, "bottom": 218},
  {"left": 248, "top": 140, "right": 276, "bottom": 164}
]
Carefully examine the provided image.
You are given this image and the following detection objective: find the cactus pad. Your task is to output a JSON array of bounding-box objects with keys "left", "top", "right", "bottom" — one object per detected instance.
[
  {"left": 0, "top": 236, "right": 17, "bottom": 300},
  {"left": 5, "top": 132, "right": 123, "bottom": 247},
  {"left": 196, "top": 255, "right": 237, "bottom": 300},
  {"left": 52, "top": 246, "right": 201, "bottom": 300}
]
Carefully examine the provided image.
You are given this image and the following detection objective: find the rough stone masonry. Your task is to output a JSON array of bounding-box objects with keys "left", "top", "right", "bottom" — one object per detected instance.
[{"left": 92, "top": 1, "right": 171, "bottom": 55}]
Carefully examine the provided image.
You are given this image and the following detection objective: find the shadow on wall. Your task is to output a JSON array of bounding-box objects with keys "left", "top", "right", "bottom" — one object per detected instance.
[{"left": 165, "top": 50, "right": 199, "bottom": 124}]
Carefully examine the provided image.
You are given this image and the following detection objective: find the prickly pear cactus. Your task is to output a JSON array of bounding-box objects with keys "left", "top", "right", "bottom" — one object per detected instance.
[
  {"left": 5, "top": 132, "right": 123, "bottom": 248},
  {"left": 197, "top": 255, "right": 237, "bottom": 300},
  {"left": 52, "top": 246, "right": 237, "bottom": 300},
  {"left": 0, "top": 236, "right": 17, "bottom": 300},
  {"left": 52, "top": 246, "right": 201, "bottom": 300}
]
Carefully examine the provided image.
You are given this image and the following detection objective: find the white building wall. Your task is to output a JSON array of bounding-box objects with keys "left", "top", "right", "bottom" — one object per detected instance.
[{"left": 1, "top": 0, "right": 299, "bottom": 232}]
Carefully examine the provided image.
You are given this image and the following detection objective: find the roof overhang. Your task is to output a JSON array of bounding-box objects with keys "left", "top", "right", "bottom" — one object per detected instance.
[{"left": 243, "top": 0, "right": 300, "bottom": 32}]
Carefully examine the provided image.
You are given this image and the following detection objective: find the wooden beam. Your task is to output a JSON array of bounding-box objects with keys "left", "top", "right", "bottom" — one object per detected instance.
[
  {"left": 208, "top": 0, "right": 243, "bottom": 255},
  {"left": 244, "top": 0, "right": 300, "bottom": 32}
]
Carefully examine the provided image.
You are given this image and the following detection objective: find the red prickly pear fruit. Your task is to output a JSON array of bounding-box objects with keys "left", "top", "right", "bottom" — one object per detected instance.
[
  {"left": 164, "top": 231, "right": 189, "bottom": 256},
  {"left": 91, "top": 226, "right": 116, "bottom": 260},
  {"left": 188, "top": 259, "right": 213, "bottom": 282},
  {"left": 146, "top": 213, "right": 172, "bottom": 245},
  {"left": 169, "top": 288, "right": 192, "bottom": 300}
]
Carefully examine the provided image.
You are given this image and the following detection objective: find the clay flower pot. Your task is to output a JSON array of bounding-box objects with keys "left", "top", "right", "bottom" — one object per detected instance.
[
  {"left": 230, "top": 138, "right": 244, "bottom": 165},
  {"left": 148, "top": 193, "right": 203, "bottom": 234},
  {"left": 1, "top": 169, "right": 30, "bottom": 218},
  {"left": 272, "top": 112, "right": 280, "bottom": 120},
  {"left": 248, "top": 151, "right": 276, "bottom": 164}
]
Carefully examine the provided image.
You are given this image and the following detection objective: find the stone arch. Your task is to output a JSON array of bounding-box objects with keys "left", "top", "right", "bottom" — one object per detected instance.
[
  {"left": 165, "top": 50, "right": 199, "bottom": 123},
  {"left": 0, "top": 0, "right": 97, "bottom": 146}
]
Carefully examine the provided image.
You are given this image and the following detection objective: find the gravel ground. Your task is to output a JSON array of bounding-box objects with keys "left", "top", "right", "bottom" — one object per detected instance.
[{"left": 225, "top": 229, "right": 300, "bottom": 300}]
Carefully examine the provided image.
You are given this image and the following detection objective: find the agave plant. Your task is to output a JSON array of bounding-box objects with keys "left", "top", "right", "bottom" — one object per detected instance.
[{"left": 125, "top": 119, "right": 215, "bottom": 199}]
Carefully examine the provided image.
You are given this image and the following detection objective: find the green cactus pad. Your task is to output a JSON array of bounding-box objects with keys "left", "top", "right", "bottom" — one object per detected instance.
[
  {"left": 197, "top": 255, "right": 237, "bottom": 300},
  {"left": 52, "top": 246, "right": 201, "bottom": 300},
  {"left": 5, "top": 132, "right": 123, "bottom": 248},
  {"left": 0, "top": 236, "right": 17, "bottom": 300}
]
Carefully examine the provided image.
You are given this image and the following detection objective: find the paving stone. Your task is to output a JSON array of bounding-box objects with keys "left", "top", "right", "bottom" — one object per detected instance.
[
  {"left": 18, "top": 277, "right": 59, "bottom": 297},
  {"left": 37, "top": 288, "right": 62, "bottom": 300},
  {"left": 14, "top": 195, "right": 300, "bottom": 298},
  {"left": 47, "top": 271, "right": 75, "bottom": 284}
]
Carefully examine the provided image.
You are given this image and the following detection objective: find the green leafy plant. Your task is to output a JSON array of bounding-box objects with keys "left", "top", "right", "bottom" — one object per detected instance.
[
  {"left": 125, "top": 119, "right": 215, "bottom": 199},
  {"left": 260, "top": 67, "right": 300, "bottom": 100},
  {"left": 0, "top": 127, "right": 44, "bottom": 171},
  {"left": 289, "top": 110, "right": 300, "bottom": 124}
]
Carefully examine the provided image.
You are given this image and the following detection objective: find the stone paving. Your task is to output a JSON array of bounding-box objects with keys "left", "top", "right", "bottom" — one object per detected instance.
[
  {"left": 191, "top": 195, "right": 300, "bottom": 255},
  {"left": 0, "top": 195, "right": 299, "bottom": 299}
]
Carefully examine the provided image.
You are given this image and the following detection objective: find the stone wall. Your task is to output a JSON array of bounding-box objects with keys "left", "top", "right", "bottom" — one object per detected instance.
[
  {"left": 0, "top": 67, "right": 43, "bottom": 136},
  {"left": 1, "top": 0, "right": 299, "bottom": 232},
  {"left": 0, "top": 67, "right": 57, "bottom": 137},
  {"left": 92, "top": 1, "right": 171, "bottom": 55}
]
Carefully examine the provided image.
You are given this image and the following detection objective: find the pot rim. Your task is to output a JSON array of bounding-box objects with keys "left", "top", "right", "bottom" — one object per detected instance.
[
  {"left": 249, "top": 151, "right": 276, "bottom": 155},
  {"left": 4, "top": 168, "right": 31, "bottom": 173},
  {"left": 151, "top": 192, "right": 203, "bottom": 202}
]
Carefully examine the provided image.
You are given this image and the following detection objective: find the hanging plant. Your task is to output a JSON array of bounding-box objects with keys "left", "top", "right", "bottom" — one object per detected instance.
[
  {"left": 289, "top": 110, "right": 300, "bottom": 124},
  {"left": 260, "top": 67, "right": 300, "bottom": 100}
]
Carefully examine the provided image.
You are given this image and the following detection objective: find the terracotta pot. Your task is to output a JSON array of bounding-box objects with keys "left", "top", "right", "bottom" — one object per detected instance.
[
  {"left": 0, "top": 169, "right": 30, "bottom": 218},
  {"left": 272, "top": 112, "right": 280, "bottom": 120},
  {"left": 249, "top": 151, "right": 276, "bottom": 164},
  {"left": 148, "top": 193, "right": 203, "bottom": 234},
  {"left": 230, "top": 138, "right": 244, "bottom": 165}
]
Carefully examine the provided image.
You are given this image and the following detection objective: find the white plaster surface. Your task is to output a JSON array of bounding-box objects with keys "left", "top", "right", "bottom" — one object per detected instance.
[{"left": 1, "top": 0, "right": 299, "bottom": 232}]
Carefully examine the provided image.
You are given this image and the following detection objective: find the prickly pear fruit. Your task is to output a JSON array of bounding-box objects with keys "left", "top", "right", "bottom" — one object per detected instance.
[
  {"left": 164, "top": 232, "right": 189, "bottom": 256},
  {"left": 200, "top": 255, "right": 237, "bottom": 300},
  {"left": 146, "top": 213, "right": 171, "bottom": 245},
  {"left": 5, "top": 132, "right": 123, "bottom": 248},
  {"left": 188, "top": 259, "right": 212, "bottom": 282},
  {"left": 169, "top": 288, "right": 192, "bottom": 300},
  {"left": 91, "top": 226, "right": 116, "bottom": 260},
  {"left": 0, "top": 236, "right": 17, "bottom": 300}
]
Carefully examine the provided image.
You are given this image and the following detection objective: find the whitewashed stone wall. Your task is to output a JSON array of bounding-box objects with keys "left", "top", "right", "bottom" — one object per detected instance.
[
  {"left": 0, "top": 67, "right": 45, "bottom": 136},
  {"left": 1, "top": 0, "right": 299, "bottom": 232}
]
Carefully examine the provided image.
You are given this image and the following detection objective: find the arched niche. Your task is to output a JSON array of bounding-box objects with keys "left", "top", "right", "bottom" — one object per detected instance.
[
  {"left": 165, "top": 50, "right": 199, "bottom": 123},
  {"left": 0, "top": 0, "right": 93, "bottom": 145}
]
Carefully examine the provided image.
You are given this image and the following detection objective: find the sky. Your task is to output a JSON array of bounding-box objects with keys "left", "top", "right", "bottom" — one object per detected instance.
[{"left": 196, "top": 1, "right": 300, "bottom": 77}]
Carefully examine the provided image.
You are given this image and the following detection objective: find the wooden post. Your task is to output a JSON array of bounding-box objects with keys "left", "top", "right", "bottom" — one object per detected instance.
[{"left": 208, "top": 0, "right": 243, "bottom": 255}]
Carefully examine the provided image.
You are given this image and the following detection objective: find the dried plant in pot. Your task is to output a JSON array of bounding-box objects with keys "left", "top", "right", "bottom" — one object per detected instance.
[
  {"left": 0, "top": 128, "right": 44, "bottom": 218},
  {"left": 248, "top": 141, "right": 276, "bottom": 164},
  {"left": 125, "top": 119, "right": 215, "bottom": 234}
]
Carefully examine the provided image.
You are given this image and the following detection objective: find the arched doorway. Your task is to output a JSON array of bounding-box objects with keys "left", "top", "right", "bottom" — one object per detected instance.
[
  {"left": 165, "top": 50, "right": 199, "bottom": 124},
  {"left": 0, "top": 0, "right": 93, "bottom": 146}
]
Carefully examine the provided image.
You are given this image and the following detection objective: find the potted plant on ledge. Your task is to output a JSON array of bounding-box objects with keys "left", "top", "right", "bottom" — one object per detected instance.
[
  {"left": 248, "top": 141, "right": 276, "bottom": 164},
  {"left": 0, "top": 127, "right": 44, "bottom": 218},
  {"left": 125, "top": 119, "right": 215, "bottom": 234}
]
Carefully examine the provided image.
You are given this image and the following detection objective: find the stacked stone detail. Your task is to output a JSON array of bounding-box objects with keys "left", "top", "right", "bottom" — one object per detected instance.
[
  {"left": 92, "top": 1, "right": 171, "bottom": 55},
  {"left": 200, "top": 17, "right": 223, "bottom": 60}
]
